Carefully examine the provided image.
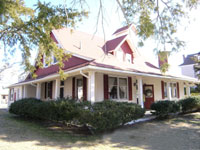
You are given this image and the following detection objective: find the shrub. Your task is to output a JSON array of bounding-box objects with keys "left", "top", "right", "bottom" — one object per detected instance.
[
  {"left": 9, "top": 98, "right": 145, "bottom": 133},
  {"left": 178, "top": 96, "right": 200, "bottom": 113},
  {"left": 79, "top": 101, "right": 145, "bottom": 132},
  {"left": 151, "top": 100, "right": 181, "bottom": 119}
]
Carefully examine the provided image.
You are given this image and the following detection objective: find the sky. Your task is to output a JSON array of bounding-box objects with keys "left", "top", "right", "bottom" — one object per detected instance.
[{"left": 1, "top": 0, "right": 200, "bottom": 84}]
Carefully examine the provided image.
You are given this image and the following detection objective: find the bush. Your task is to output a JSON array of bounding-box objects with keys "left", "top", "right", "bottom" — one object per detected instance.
[
  {"left": 178, "top": 97, "right": 200, "bottom": 113},
  {"left": 151, "top": 100, "right": 180, "bottom": 119},
  {"left": 9, "top": 98, "right": 145, "bottom": 133},
  {"left": 79, "top": 101, "right": 145, "bottom": 132}
]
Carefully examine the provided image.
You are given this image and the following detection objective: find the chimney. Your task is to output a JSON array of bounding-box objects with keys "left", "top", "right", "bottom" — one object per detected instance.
[
  {"left": 183, "top": 54, "right": 185, "bottom": 62},
  {"left": 158, "top": 51, "right": 170, "bottom": 68}
]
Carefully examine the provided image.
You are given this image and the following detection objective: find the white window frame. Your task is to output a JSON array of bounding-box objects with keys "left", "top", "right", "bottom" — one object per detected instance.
[
  {"left": 43, "top": 54, "right": 58, "bottom": 68},
  {"left": 108, "top": 76, "right": 128, "bottom": 101},
  {"left": 125, "top": 53, "right": 132, "bottom": 63}
]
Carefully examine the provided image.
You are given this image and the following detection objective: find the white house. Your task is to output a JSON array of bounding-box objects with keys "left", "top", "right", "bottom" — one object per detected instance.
[
  {"left": 180, "top": 53, "right": 200, "bottom": 79},
  {"left": 8, "top": 25, "right": 199, "bottom": 109}
]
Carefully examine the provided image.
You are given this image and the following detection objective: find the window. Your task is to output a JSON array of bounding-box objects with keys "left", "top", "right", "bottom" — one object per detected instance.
[
  {"left": 108, "top": 77, "right": 128, "bottom": 100},
  {"left": 109, "top": 77, "right": 118, "bottom": 99},
  {"left": 164, "top": 82, "right": 167, "bottom": 98},
  {"left": 45, "top": 81, "right": 53, "bottom": 99},
  {"left": 77, "top": 78, "right": 83, "bottom": 99},
  {"left": 125, "top": 53, "right": 132, "bottom": 63},
  {"left": 60, "top": 81, "right": 64, "bottom": 98},
  {"left": 2, "top": 95, "right": 6, "bottom": 99},
  {"left": 119, "top": 78, "right": 127, "bottom": 99},
  {"left": 170, "top": 83, "right": 177, "bottom": 98},
  {"left": 184, "top": 87, "right": 187, "bottom": 95},
  {"left": 43, "top": 54, "right": 58, "bottom": 67},
  {"left": 116, "top": 49, "right": 124, "bottom": 61}
]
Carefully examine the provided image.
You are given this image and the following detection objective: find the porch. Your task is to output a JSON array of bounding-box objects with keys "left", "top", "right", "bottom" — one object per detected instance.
[{"left": 9, "top": 69, "right": 193, "bottom": 109}]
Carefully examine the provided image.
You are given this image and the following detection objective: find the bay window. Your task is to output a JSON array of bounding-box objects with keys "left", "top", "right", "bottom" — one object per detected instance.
[{"left": 109, "top": 77, "right": 128, "bottom": 100}]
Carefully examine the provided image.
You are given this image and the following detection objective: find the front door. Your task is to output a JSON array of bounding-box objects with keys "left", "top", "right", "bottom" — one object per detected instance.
[{"left": 143, "top": 84, "right": 154, "bottom": 109}]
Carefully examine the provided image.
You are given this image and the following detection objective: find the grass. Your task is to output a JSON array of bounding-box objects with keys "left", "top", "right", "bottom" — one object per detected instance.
[{"left": 0, "top": 109, "right": 200, "bottom": 150}]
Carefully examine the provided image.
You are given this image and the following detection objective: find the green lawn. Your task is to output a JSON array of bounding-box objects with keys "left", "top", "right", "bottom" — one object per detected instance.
[{"left": 0, "top": 109, "right": 199, "bottom": 150}]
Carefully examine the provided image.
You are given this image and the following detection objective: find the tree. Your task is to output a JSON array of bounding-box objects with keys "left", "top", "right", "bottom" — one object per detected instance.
[
  {"left": 0, "top": 0, "right": 88, "bottom": 79},
  {"left": 0, "top": 0, "right": 199, "bottom": 78}
]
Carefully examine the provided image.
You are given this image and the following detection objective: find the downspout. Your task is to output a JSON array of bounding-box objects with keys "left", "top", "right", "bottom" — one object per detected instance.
[
  {"left": 80, "top": 70, "right": 89, "bottom": 78},
  {"left": 30, "top": 82, "right": 37, "bottom": 87}
]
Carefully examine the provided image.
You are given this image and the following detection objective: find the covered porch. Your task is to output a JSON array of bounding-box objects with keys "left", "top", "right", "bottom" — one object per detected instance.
[{"left": 8, "top": 66, "right": 195, "bottom": 109}]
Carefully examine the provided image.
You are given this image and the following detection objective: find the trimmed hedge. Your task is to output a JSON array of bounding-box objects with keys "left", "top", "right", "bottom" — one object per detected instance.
[
  {"left": 151, "top": 96, "right": 200, "bottom": 119},
  {"left": 151, "top": 100, "right": 180, "bottom": 119},
  {"left": 79, "top": 101, "right": 145, "bottom": 132},
  {"left": 178, "top": 97, "right": 200, "bottom": 113},
  {"left": 9, "top": 98, "right": 145, "bottom": 132}
]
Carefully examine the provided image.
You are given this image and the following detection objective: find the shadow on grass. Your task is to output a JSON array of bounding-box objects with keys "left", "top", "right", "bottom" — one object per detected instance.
[{"left": 0, "top": 109, "right": 199, "bottom": 150}]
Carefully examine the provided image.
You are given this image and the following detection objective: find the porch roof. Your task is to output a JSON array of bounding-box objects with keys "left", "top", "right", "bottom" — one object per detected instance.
[{"left": 8, "top": 62, "right": 199, "bottom": 88}]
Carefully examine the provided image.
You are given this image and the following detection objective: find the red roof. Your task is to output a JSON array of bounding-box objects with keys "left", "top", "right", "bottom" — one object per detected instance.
[
  {"left": 102, "top": 34, "right": 127, "bottom": 52},
  {"left": 113, "top": 25, "right": 130, "bottom": 35}
]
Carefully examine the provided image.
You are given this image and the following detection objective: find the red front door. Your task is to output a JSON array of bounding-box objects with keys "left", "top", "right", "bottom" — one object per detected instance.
[{"left": 143, "top": 84, "right": 154, "bottom": 109}]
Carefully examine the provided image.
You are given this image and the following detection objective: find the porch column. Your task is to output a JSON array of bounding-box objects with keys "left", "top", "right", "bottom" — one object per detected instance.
[
  {"left": 167, "top": 82, "right": 172, "bottom": 100},
  {"left": 23, "top": 85, "right": 27, "bottom": 98},
  {"left": 88, "top": 71, "right": 95, "bottom": 103},
  {"left": 55, "top": 78, "right": 60, "bottom": 99},
  {"left": 36, "top": 83, "right": 41, "bottom": 99},
  {"left": 137, "top": 76, "right": 144, "bottom": 108},
  {"left": 19, "top": 86, "right": 23, "bottom": 99},
  {"left": 187, "top": 85, "right": 191, "bottom": 96}
]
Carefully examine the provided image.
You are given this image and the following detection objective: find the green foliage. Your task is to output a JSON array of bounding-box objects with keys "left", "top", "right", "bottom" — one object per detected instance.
[
  {"left": 79, "top": 101, "right": 145, "bottom": 132},
  {"left": 121, "top": 0, "right": 199, "bottom": 52},
  {"left": 178, "top": 97, "right": 200, "bottom": 113},
  {"left": 0, "top": 0, "right": 88, "bottom": 79},
  {"left": 151, "top": 100, "right": 181, "bottom": 119},
  {"left": 9, "top": 98, "right": 145, "bottom": 133}
]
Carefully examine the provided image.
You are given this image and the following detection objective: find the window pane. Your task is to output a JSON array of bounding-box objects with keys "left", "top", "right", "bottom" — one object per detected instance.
[
  {"left": 60, "top": 87, "right": 64, "bottom": 98},
  {"left": 119, "top": 78, "right": 127, "bottom": 99},
  {"left": 119, "top": 78, "right": 127, "bottom": 86},
  {"left": 60, "top": 81, "right": 64, "bottom": 86},
  {"left": 109, "top": 77, "right": 118, "bottom": 99},
  {"left": 164, "top": 82, "right": 167, "bottom": 98}
]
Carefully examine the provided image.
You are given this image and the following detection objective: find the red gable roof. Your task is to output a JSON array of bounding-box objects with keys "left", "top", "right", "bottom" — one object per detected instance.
[
  {"left": 113, "top": 25, "right": 130, "bottom": 35},
  {"left": 102, "top": 34, "right": 127, "bottom": 52}
]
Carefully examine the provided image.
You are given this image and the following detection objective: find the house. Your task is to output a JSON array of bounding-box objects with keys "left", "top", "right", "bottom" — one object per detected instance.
[
  {"left": 180, "top": 52, "right": 200, "bottom": 79},
  {"left": 8, "top": 24, "right": 199, "bottom": 109},
  {"left": 0, "top": 81, "right": 9, "bottom": 108}
]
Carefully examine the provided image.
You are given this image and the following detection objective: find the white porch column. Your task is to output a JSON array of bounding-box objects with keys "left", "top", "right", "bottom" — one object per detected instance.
[
  {"left": 23, "top": 85, "right": 27, "bottom": 98},
  {"left": 88, "top": 71, "right": 95, "bottom": 103},
  {"left": 36, "top": 83, "right": 41, "bottom": 99},
  {"left": 55, "top": 78, "right": 60, "bottom": 99},
  {"left": 137, "top": 76, "right": 144, "bottom": 108},
  {"left": 167, "top": 82, "right": 172, "bottom": 100},
  {"left": 187, "top": 85, "right": 191, "bottom": 96},
  {"left": 19, "top": 86, "right": 23, "bottom": 99}
]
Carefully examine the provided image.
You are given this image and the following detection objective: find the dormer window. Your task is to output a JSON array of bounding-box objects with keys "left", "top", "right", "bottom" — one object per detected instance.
[
  {"left": 126, "top": 53, "right": 132, "bottom": 63},
  {"left": 43, "top": 54, "right": 58, "bottom": 67}
]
